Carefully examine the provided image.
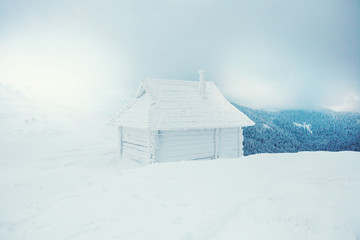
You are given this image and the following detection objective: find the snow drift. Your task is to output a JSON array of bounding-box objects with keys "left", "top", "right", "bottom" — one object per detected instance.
[
  {"left": 1, "top": 83, "right": 359, "bottom": 240},
  {"left": 1, "top": 152, "right": 359, "bottom": 240}
]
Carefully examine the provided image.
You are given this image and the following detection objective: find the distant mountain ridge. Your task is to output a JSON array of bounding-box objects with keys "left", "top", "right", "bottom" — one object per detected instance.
[{"left": 232, "top": 104, "right": 360, "bottom": 156}]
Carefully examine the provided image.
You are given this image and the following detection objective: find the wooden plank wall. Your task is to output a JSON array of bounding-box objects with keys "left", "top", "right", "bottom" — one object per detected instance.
[
  {"left": 238, "top": 127, "right": 244, "bottom": 156},
  {"left": 157, "top": 129, "right": 216, "bottom": 162},
  {"left": 122, "top": 127, "right": 149, "bottom": 164},
  {"left": 121, "top": 127, "right": 245, "bottom": 164},
  {"left": 219, "top": 128, "right": 239, "bottom": 158}
]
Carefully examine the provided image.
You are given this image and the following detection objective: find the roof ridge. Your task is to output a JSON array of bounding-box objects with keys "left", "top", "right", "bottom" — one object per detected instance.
[
  {"left": 111, "top": 78, "right": 255, "bottom": 129},
  {"left": 143, "top": 78, "right": 214, "bottom": 84}
]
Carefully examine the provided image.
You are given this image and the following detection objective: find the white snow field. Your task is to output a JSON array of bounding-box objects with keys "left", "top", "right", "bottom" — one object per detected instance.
[
  {"left": 1, "top": 83, "right": 360, "bottom": 240},
  {"left": 1, "top": 152, "right": 360, "bottom": 240}
]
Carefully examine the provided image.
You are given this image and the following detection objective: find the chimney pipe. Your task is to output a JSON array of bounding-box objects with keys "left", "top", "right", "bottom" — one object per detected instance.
[{"left": 198, "top": 70, "right": 206, "bottom": 98}]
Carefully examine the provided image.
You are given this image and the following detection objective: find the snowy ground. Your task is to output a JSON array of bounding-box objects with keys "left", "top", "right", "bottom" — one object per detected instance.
[
  {"left": 1, "top": 84, "right": 360, "bottom": 240},
  {"left": 1, "top": 151, "right": 360, "bottom": 240}
]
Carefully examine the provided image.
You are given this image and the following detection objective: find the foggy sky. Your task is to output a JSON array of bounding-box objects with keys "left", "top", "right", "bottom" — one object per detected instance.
[{"left": 0, "top": 0, "right": 359, "bottom": 111}]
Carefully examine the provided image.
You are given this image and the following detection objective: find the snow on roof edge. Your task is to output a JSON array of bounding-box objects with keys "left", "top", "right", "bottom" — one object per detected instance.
[{"left": 111, "top": 78, "right": 256, "bottom": 129}]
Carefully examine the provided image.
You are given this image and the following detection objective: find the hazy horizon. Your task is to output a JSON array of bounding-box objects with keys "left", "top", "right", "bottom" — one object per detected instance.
[{"left": 1, "top": 0, "right": 359, "bottom": 112}]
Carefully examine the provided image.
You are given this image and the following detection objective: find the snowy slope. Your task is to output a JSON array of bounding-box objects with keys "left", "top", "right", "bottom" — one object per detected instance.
[
  {"left": 234, "top": 104, "right": 360, "bottom": 154},
  {"left": 0, "top": 83, "right": 124, "bottom": 164},
  {"left": 1, "top": 151, "right": 359, "bottom": 240},
  {"left": 1, "top": 84, "right": 360, "bottom": 240}
]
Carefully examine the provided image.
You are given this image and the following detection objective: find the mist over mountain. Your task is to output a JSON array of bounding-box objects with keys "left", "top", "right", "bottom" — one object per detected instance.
[
  {"left": 233, "top": 104, "right": 360, "bottom": 156},
  {"left": 2, "top": 81, "right": 359, "bottom": 160}
]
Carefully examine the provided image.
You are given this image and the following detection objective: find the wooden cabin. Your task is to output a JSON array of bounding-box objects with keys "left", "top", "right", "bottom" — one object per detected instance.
[{"left": 111, "top": 71, "right": 255, "bottom": 164}]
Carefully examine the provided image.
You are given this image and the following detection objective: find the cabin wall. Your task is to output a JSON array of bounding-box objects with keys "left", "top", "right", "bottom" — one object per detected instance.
[
  {"left": 119, "top": 127, "right": 245, "bottom": 164},
  {"left": 218, "top": 127, "right": 239, "bottom": 158},
  {"left": 121, "top": 127, "right": 150, "bottom": 164},
  {"left": 238, "top": 127, "right": 244, "bottom": 156},
  {"left": 218, "top": 127, "right": 245, "bottom": 158},
  {"left": 157, "top": 129, "right": 216, "bottom": 162}
]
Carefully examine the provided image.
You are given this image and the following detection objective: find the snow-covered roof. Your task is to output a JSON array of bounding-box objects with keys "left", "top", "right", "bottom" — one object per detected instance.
[{"left": 111, "top": 78, "right": 255, "bottom": 130}]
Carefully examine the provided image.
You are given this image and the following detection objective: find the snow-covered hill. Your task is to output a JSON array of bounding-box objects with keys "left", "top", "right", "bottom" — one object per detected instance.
[
  {"left": 234, "top": 104, "right": 360, "bottom": 155},
  {"left": 1, "top": 84, "right": 360, "bottom": 240},
  {"left": 0, "top": 82, "right": 124, "bottom": 165},
  {"left": 1, "top": 151, "right": 359, "bottom": 240}
]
